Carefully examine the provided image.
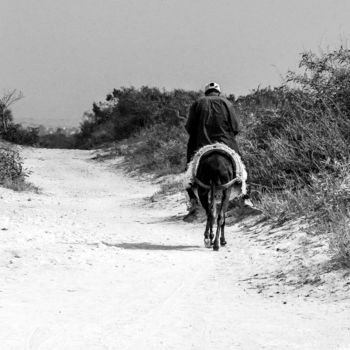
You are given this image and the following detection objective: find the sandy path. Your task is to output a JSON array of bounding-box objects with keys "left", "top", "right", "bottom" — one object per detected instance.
[{"left": 0, "top": 148, "right": 349, "bottom": 349}]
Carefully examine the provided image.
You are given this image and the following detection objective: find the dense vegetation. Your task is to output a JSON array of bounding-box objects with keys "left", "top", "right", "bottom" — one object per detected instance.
[
  {"left": 75, "top": 87, "right": 200, "bottom": 150},
  {"left": 238, "top": 49, "right": 350, "bottom": 262},
  {"left": 237, "top": 50, "right": 350, "bottom": 190},
  {"left": 2, "top": 123, "right": 39, "bottom": 146}
]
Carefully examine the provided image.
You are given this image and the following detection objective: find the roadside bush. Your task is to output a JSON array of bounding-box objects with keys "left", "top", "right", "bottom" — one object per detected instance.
[
  {"left": 239, "top": 89, "right": 350, "bottom": 190},
  {"left": 233, "top": 48, "right": 350, "bottom": 195},
  {"left": 0, "top": 146, "right": 22, "bottom": 180},
  {"left": 39, "top": 133, "right": 75, "bottom": 149},
  {"left": 122, "top": 122, "right": 187, "bottom": 176},
  {"left": 75, "top": 86, "right": 200, "bottom": 149},
  {"left": 2, "top": 124, "right": 39, "bottom": 146},
  {"left": 256, "top": 160, "right": 350, "bottom": 263},
  {"left": 312, "top": 163, "right": 350, "bottom": 264},
  {"left": 0, "top": 142, "right": 27, "bottom": 190},
  {"left": 38, "top": 129, "right": 77, "bottom": 149},
  {"left": 238, "top": 48, "right": 350, "bottom": 264}
]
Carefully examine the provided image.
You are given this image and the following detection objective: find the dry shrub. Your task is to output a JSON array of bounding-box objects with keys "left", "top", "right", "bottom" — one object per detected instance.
[
  {"left": 257, "top": 188, "right": 306, "bottom": 223},
  {"left": 238, "top": 48, "right": 350, "bottom": 191},
  {"left": 256, "top": 161, "right": 350, "bottom": 264},
  {"left": 0, "top": 145, "right": 23, "bottom": 183},
  {"left": 75, "top": 86, "right": 200, "bottom": 149},
  {"left": 150, "top": 175, "right": 187, "bottom": 201},
  {"left": 0, "top": 142, "right": 32, "bottom": 191},
  {"left": 311, "top": 163, "right": 350, "bottom": 263},
  {"left": 240, "top": 94, "right": 350, "bottom": 190},
  {"left": 329, "top": 217, "right": 350, "bottom": 265},
  {"left": 123, "top": 123, "right": 187, "bottom": 176},
  {"left": 237, "top": 48, "right": 350, "bottom": 265}
]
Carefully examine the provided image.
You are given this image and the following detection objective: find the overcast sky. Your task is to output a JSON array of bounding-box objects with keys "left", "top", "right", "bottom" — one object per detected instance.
[{"left": 1, "top": 0, "right": 350, "bottom": 127}]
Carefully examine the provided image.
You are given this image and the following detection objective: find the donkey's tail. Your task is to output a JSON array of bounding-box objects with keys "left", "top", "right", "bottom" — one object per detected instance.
[{"left": 209, "top": 181, "right": 217, "bottom": 219}]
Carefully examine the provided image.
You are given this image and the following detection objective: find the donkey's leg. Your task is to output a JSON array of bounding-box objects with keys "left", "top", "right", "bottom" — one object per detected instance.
[
  {"left": 213, "top": 193, "right": 222, "bottom": 251},
  {"left": 199, "top": 190, "right": 212, "bottom": 248},
  {"left": 213, "top": 223, "right": 220, "bottom": 251},
  {"left": 220, "top": 188, "right": 232, "bottom": 246},
  {"left": 213, "top": 188, "right": 231, "bottom": 250},
  {"left": 209, "top": 185, "right": 216, "bottom": 246},
  {"left": 209, "top": 211, "right": 215, "bottom": 245},
  {"left": 204, "top": 212, "right": 213, "bottom": 248}
]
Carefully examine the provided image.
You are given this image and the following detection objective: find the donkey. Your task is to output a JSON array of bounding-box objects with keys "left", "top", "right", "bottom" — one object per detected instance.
[{"left": 194, "top": 150, "right": 243, "bottom": 251}]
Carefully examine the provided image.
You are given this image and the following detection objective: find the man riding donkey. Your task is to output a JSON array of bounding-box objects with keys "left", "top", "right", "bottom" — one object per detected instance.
[{"left": 184, "top": 82, "right": 252, "bottom": 221}]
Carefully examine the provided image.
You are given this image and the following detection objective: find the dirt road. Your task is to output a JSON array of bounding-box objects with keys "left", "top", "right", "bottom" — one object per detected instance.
[{"left": 0, "top": 148, "right": 349, "bottom": 349}]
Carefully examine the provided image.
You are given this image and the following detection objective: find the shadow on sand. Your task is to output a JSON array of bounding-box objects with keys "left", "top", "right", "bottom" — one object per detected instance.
[{"left": 102, "top": 241, "right": 201, "bottom": 251}]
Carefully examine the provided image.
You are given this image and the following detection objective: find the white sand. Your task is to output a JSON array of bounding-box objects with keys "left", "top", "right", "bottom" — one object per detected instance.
[{"left": 0, "top": 147, "right": 349, "bottom": 350}]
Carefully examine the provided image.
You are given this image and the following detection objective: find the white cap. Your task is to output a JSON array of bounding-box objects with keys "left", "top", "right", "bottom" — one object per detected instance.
[{"left": 205, "top": 82, "right": 221, "bottom": 93}]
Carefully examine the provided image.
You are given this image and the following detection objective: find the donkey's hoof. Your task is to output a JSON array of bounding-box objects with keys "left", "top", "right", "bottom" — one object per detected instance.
[
  {"left": 213, "top": 245, "right": 219, "bottom": 251},
  {"left": 220, "top": 240, "right": 227, "bottom": 246},
  {"left": 204, "top": 239, "right": 211, "bottom": 248}
]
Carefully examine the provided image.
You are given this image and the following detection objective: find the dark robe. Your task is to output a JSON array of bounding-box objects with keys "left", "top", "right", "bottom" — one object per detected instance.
[{"left": 185, "top": 93, "right": 240, "bottom": 163}]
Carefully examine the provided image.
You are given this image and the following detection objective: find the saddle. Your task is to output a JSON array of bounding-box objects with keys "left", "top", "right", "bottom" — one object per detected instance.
[{"left": 187, "top": 143, "right": 247, "bottom": 192}]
